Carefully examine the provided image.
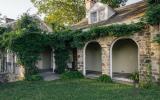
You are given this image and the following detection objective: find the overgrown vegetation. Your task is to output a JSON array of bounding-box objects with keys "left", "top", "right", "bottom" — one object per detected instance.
[
  {"left": 145, "top": 0, "right": 160, "bottom": 25},
  {"left": 60, "top": 71, "right": 84, "bottom": 80},
  {"left": 139, "top": 64, "right": 152, "bottom": 89},
  {"left": 0, "top": 13, "right": 145, "bottom": 79},
  {"left": 0, "top": 14, "right": 52, "bottom": 80},
  {"left": 129, "top": 72, "right": 139, "bottom": 84},
  {"left": 154, "top": 35, "right": 160, "bottom": 43},
  {"left": 97, "top": 75, "right": 112, "bottom": 83},
  {"left": 27, "top": 74, "right": 43, "bottom": 81},
  {"left": 2, "top": 0, "right": 159, "bottom": 80}
]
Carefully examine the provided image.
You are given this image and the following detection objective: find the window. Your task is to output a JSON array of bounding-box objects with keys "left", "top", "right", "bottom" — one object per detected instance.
[
  {"left": 99, "top": 9, "right": 105, "bottom": 21},
  {"left": 91, "top": 12, "right": 97, "bottom": 23}
]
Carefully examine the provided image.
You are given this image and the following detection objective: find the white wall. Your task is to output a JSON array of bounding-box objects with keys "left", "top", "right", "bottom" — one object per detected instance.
[
  {"left": 86, "top": 42, "right": 102, "bottom": 72},
  {"left": 37, "top": 49, "right": 51, "bottom": 70},
  {"left": 112, "top": 39, "right": 138, "bottom": 74}
]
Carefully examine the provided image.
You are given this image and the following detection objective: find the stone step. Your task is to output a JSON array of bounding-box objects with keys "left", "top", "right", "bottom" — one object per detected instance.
[{"left": 113, "top": 77, "right": 133, "bottom": 85}]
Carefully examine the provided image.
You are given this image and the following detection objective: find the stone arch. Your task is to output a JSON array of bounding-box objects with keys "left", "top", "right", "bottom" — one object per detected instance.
[
  {"left": 83, "top": 41, "right": 102, "bottom": 76},
  {"left": 110, "top": 38, "right": 139, "bottom": 79}
]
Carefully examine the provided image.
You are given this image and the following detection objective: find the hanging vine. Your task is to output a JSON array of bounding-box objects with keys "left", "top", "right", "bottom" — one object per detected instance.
[{"left": 0, "top": 12, "right": 146, "bottom": 79}]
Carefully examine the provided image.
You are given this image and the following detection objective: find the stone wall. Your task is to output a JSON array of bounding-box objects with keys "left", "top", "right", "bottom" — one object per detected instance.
[{"left": 77, "top": 26, "right": 159, "bottom": 82}]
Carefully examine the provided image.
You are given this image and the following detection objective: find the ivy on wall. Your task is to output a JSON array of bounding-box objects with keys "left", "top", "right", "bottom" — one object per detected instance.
[
  {"left": 147, "top": 0, "right": 160, "bottom": 44},
  {"left": 0, "top": 12, "right": 146, "bottom": 78}
]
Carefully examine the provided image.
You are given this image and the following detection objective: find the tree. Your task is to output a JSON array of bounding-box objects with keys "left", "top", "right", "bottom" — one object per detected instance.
[
  {"left": 31, "top": 0, "right": 127, "bottom": 26},
  {"left": 101, "top": 0, "right": 128, "bottom": 8},
  {"left": 31, "top": 0, "right": 85, "bottom": 25}
]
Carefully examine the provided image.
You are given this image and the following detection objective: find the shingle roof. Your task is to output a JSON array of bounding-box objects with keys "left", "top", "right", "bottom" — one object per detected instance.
[{"left": 72, "top": 1, "right": 147, "bottom": 29}]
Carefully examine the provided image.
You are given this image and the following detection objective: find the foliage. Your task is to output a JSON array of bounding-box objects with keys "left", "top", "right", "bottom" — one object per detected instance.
[
  {"left": 0, "top": 12, "right": 145, "bottom": 78},
  {"left": 145, "top": 0, "right": 160, "bottom": 25},
  {"left": 50, "top": 22, "right": 68, "bottom": 33},
  {"left": 0, "top": 14, "right": 51, "bottom": 79},
  {"left": 101, "top": 0, "right": 128, "bottom": 8},
  {"left": 54, "top": 48, "right": 70, "bottom": 74},
  {"left": 11, "top": 33, "right": 50, "bottom": 78},
  {"left": 147, "top": 0, "right": 160, "bottom": 5},
  {"left": 15, "top": 14, "right": 41, "bottom": 32},
  {"left": 139, "top": 64, "right": 152, "bottom": 89},
  {"left": 31, "top": 0, "right": 128, "bottom": 26},
  {"left": 154, "top": 35, "right": 160, "bottom": 43},
  {"left": 0, "top": 27, "right": 9, "bottom": 35},
  {"left": 71, "top": 22, "right": 145, "bottom": 48},
  {"left": 97, "top": 75, "right": 112, "bottom": 83},
  {"left": 26, "top": 74, "right": 43, "bottom": 81},
  {"left": 60, "top": 71, "right": 84, "bottom": 79},
  {"left": 31, "top": 0, "right": 85, "bottom": 25},
  {"left": 156, "top": 78, "right": 160, "bottom": 85},
  {"left": 129, "top": 71, "right": 139, "bottom": 83},
  {"left": 0, "top": 27, "right": 11, "bottom": 49}
]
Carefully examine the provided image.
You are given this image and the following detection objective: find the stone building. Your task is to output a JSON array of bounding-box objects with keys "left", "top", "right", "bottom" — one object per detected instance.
[
  {"left": 72, "top": 0, "right": 160, "bottom": 82},
  {"left": 0, "top": 0, "right": 160, "bottom": 83}
]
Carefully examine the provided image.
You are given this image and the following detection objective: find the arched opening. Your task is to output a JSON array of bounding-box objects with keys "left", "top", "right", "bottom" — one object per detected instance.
[
  {"left": 85, "top": 42, "right": 102, "bottom": 76},
  {"left": 37, "top": 47, "right": 53, "bottom": 72},
  {"left": 111, "top": 39, "right": 138, "bottom": 79}
]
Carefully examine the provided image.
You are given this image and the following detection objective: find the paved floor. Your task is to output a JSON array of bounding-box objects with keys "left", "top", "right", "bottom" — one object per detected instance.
[{"left": 40, "top": 71, "right": 60, "bottom": 81}]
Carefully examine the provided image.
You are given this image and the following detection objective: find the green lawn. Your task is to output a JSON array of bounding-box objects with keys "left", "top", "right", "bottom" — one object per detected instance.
[{"left": 0, "top": 79, "right": 159, "bottom": 100}]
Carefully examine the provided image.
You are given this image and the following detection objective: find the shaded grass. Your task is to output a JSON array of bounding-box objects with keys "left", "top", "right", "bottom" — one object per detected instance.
[{"left": 0, "top": 79, "right": 160, "bottom": 100}]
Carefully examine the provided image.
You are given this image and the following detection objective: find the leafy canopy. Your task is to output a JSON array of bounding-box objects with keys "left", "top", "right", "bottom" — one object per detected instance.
[
  {"left": 145, "top": 0, "right": 160, "bottom": 25},
  {"left": 31, "top": 0, "right": 85, "bottom": 25},
  {"left": 101, "top": 0, "right": 128, "bottom": 8},
  {"left": 31, "top": 0, "right": 128, "bottom": 26}
]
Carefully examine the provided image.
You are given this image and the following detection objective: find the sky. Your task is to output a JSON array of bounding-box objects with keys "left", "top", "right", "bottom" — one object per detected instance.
[{"left": 0, "top": 0, "right": 142, "bottom": 20}]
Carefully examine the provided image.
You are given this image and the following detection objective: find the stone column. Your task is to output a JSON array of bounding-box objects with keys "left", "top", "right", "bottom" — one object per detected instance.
[
  {"left": 77, "top": 49, "right": 83, "bottom": 73},
  {"left": 150, "top": 25, "right": 160, "bottom": 81},
  {"left": 101, "top": 46, "right": 110, "bottom": 75},
  {"left": 6, "top": 50, "right": 13, "bottom": 73},
  {"left": 51, "top": 48, "right": 56, "bottom": 73}
]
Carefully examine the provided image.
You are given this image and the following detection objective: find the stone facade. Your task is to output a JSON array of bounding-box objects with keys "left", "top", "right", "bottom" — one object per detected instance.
[{"left": 77, "top": 25, "right": 160, "bottom": 81}]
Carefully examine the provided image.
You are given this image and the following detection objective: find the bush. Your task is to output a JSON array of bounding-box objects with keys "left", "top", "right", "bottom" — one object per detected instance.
[
  {"left": 156, "top": 78, "right": 160, "bottom": 86},
  {"left": 129, "top": 72, "right": 139, "bottom": 83},
  {"left": 60, "top": 71, "right": 84, "bottom": 80},
  {"left": 139, "top": 81, "right": 152, "bottom": 89},
  {"left": 26, "top": 74, "right": 43, "bottom": 81},
  {"left": 97, "top": 75, "right": 112, "bottom": 83}
]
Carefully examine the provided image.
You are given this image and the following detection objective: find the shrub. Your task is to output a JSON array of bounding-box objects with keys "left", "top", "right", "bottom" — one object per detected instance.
[
  {"left": 60, "top": 71, "right": 84, "bottom": 80},
  {"left": 97, "top": 75, "right": 112, "bottom": 83},
  {"left": 139, "top": 81, "right": 152, "bottom": 89},
  {"left": 26, "top": 74, "right": 43, "bottom": 81},
  {"left": 156, "top": 78, "right": 160, "bottom": 86},
  {"left": 129, "top": 72, "right": 139, "bottom": 83}
]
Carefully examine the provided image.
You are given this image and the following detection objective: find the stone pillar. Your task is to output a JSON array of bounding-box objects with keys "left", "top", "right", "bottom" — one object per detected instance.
[
  {"left": 150, "top": 25, "right": 160, "bottom": 81},
  {"left": 6, "top": 50, "right": 14, "bottom": 73},
  {"left": 51, "top": 48, "right": 56, "bottom": 73},
  {"left": 77, "top": 49, "right": 83, "bottom": 72},
  {"left": 101, "top": 46, "right": 110, "bottom": 75}
]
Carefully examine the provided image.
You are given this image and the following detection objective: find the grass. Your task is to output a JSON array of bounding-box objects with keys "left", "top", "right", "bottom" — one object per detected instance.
[{"left": 0, "top": 79, "right": 160, "bottom": 100}]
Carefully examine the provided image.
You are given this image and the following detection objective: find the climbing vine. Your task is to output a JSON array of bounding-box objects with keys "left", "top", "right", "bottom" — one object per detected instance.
[{"left": 0, "top": 13, "right": 146, "bottom": 79}]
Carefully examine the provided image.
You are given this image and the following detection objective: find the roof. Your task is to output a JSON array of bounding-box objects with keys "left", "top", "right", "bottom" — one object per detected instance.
[{"left": 72, "top": 1, "right": 147, "bottom": 29}]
